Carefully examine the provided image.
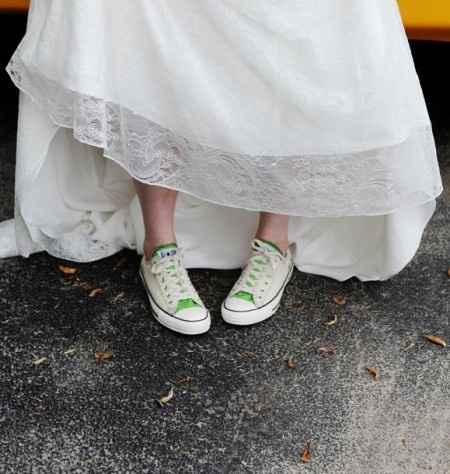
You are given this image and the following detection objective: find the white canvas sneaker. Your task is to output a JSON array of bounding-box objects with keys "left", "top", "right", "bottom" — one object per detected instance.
[
  {"left": 139, "top": 243, "right": 211, "bottom": 335},
  {"left": 221, "top": 238, "right": 294, "bottom": 326}
]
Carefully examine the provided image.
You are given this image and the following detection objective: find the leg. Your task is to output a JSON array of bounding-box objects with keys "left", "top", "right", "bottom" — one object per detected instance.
[
  {"left": 255, "top": 212, "right": 290, "bottom": 254},
  {"left": 134, "top": 180, "right": 211, "bottom": 335},
  {"left": 133, "top": 180, "right": 178, "bottom": 260}
]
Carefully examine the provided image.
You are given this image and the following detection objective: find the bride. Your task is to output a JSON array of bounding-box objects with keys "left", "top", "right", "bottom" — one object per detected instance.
[{"left": 0, "top": 0, "right": 443, "bottom": 334}]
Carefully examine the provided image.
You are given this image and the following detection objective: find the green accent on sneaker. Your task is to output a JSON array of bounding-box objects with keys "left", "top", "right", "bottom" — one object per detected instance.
[
  {"left": 151, "top": 242, "right": 178, "bottom": 258},
  {"left": 175, "top": 298, "right": 201, "bottom": 312},
  {"left": 257, "top": 238, "right": 285, "bottom": 256},
  {"left": 232, "top": 291, "right": 255, "bottom": 304}
]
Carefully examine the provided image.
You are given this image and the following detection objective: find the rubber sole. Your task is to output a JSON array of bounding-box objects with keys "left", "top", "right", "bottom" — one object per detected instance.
[
  {"left": 139, "top": 270, "right": 211, "bottom": 335},
  {"left": 221, "top": 262, "right": 294, "bottom": 326}
]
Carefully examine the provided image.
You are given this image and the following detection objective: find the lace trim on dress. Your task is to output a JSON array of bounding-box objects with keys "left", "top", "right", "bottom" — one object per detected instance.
[{"left": 6, "top": 52, "right": 443, "bottom": 218}]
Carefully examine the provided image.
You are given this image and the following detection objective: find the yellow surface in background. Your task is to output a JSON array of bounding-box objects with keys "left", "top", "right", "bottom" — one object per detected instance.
[
  {"left": 398, "top": 0, "right": 450, "bottom": 41},
  {"left": 0, "top": 0, "right": 28, "bottom": 10},
  {"left": 0, "top": 0, "right": 449, "bottom": 41}
]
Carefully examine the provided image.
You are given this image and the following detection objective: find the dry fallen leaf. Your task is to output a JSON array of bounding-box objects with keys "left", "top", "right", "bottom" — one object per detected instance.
[
  {"left": 403, "top": 341, "right": 415, "bottom": 351},
  {"left": 325, "top": 314, "right": 338, "bottom": 326},
  {"left": 58, "top": 265, "right": 78, "bottom": 275},
  {"left": 72, "top": 279, "right": 96, "bottom": 290},
  {"left": 286, "top": 356, "right": 297, "bottom": 369},
  {"left": 95, "top": 351, "right": 113, "bottom": 363},
  {"left": 112, "top": 292, "right": 125, "bottom": 303},
  {"left": 113, "top": 257, "right": 127, "bottom": 272},
  {"left": 32, "top": 355, "right": 48, "bottom": 366},
  {"left": 367, "top": 367, "right": 380, "bottom": 380},
  {"left": 158, "top": 387, "right": 175, "bottom": 406},
  {"left": 333, "top": 295, "right": 346, "bottom": 305},
  {"left": 424, "top": 335, "right": 447, "bottom": 347},
  {"left": 175, "top": 376, "right": 193, "bottom": 385},
  {"left": 300, "top": 440, "right": 312, "bottom": 464},
  {"left": 317, "top": 346, "right": 336, "bottom": 356},
  {"left": 89, "top": 288, "right": 104, "bottom": 298},
  {"left": 240, "top": 351, "right": 257, "bottom": 359},
  {"left": 447, "top": 267, "right": 450, "bottom": 278}
]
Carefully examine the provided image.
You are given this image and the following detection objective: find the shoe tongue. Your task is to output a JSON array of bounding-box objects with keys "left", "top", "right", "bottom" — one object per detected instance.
[
  {"left": 254, "top": 238, "right": 284, "bottom": 256},
  {"left": 176, "top": 298, "right": 200, "bottom": 312},
  {"left": 232, "top": 291, "right": 255, "bottom": 304},
  {"left": 151, "top": 243, "right": 178, "bottom": 260}
]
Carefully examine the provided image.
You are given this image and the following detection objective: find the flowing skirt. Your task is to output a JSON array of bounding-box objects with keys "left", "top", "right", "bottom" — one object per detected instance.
[{"left": 0, "top": 0, "right": 443, "bottom": 281}]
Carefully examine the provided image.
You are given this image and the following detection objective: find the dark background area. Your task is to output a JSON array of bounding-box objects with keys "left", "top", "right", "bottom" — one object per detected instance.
[{"left": 1, "top": 14, "right": 26, "bottom": 107}]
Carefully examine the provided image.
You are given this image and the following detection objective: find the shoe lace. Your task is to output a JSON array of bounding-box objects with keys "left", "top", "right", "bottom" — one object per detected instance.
[
  {"left": 151, "top": 248, "right": 199, "bottom": 308},
  {"left": 233, "top": 240, "right": 284, "bottom": 295}
]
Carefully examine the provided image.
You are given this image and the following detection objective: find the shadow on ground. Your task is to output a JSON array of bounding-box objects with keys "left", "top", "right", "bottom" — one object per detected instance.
[{"left": 0, "top": 15, "right": 449, "bottom": 474}]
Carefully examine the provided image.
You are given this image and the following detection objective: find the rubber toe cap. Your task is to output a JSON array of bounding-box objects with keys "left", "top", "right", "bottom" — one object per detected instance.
[
  {"left": 223, "top": 297, "right": 257, "bottom": 312},
  {"left": 176, "top": 306, "right": 209, "bottom": 322}
]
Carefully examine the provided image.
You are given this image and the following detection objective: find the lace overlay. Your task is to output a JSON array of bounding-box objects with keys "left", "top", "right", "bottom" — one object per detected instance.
[{"left": 6, "top": 53, "right": 443, "bottom": 218}]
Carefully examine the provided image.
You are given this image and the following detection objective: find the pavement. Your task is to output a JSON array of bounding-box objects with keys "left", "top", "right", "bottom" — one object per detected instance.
[{"left": 0, "top": 15, "right": 449, "bottom": 474}]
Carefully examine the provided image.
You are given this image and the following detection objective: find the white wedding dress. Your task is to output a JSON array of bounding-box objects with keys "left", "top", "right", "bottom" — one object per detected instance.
[{"left": 0, "top": 0, "right": 443, "bottom": 281}]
